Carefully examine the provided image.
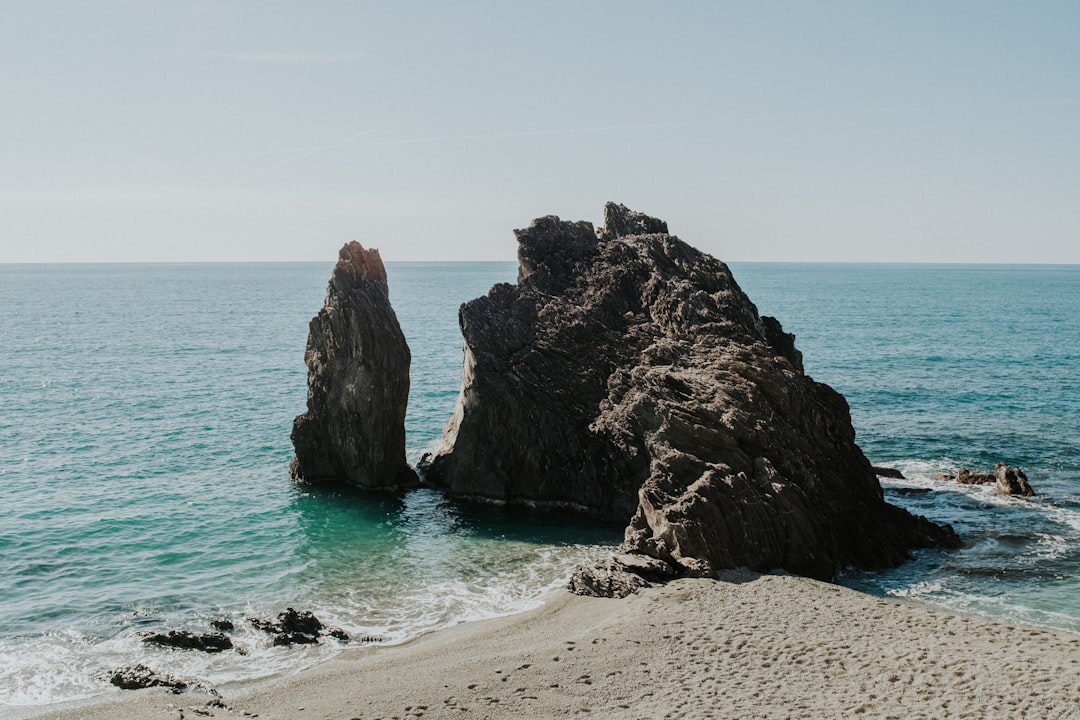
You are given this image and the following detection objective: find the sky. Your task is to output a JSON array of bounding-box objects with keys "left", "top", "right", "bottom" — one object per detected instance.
[{"left": 1, "top": 1, "right": 1078, "bottom": 264}]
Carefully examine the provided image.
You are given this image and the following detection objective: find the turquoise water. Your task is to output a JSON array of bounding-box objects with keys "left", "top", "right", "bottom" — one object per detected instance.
[
  {"left": 735, "top": 263, "right": 1080, "bottom": 631},
  {"left": 1, "top": 261, "right": 1078, "bottom": 709}
]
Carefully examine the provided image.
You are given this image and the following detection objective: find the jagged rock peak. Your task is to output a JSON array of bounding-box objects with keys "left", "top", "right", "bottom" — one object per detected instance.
[
  {"left": 599, "top": 202, "right": 669, "bottom": 240},
  {"left": 423, "top": 204, "right": 959, "bottom": 585},
  {"left": 290, "top": 242, "right": 416, "bottom": 490},
  {"left": 333, "top": 241, "right": 388, "bottom": 287}
]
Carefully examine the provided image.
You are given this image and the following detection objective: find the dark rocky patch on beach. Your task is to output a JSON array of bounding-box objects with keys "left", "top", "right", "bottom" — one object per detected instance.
[
  {"left": 142, "top": 630, "right": 233, "bottom": 653},
  {"left": 101, "top": 664, "right": 188, "bottom": 692},
  {"left": 247, "top": 607, "right": 350, "bottom": 646}
]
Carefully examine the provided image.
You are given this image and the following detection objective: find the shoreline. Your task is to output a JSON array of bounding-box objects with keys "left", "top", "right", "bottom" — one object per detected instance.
[{"left": 15, "top": 572, "right": 1080, "bottom": 720}]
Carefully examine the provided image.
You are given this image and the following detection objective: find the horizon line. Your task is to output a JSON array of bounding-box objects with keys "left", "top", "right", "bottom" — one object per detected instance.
[{"left": 2, "top": 259, "right": 1078, "bottom": 268}]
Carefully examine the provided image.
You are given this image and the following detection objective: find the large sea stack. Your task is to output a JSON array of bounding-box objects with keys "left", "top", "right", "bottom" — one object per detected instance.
[
  {"left": 290, "top": 241, "right": 416, "bottom": 489},
  {"left": 421, "top": 203, "right": 958, "bottom": 582}
]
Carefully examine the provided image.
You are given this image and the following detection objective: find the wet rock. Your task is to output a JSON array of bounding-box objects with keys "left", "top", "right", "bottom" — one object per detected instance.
[
  {"left": 956, "top": 468, "right": 995, "bottom": 485},
  {"left": 872, "top": 466, "right": 905, "bottom": 479},
  {"left": 102, "top": 664, "right": 187, "bottom": 692},
  {"left": 210, "top": 618, "right": 234, "bottom": 632},
  {"left": 272, "top": 632, "right": 320, "bottom": 647},
  {"left": 248, "top": 608, "right": 329, "bottom": 646},
  {"left": 246, "top": 616, "right": 279, "bottom": 634},
  {"left": 326, "top": 627, "right": 351, "bottom": 642},
  {"left": 142, "top": 631, "right": 233, "bottom": 653},
  {"left": 279, "top": 607, "right": 323, "bottom": 635},
  {"left": 930, "top": 473, "right": 954, "bottom": 482},
  {"left": 995, "top": 462, "right": 1035, "bottom": 497},
  {"left": 290, "top": 241, "right": 417, "bottom": 489},
  {"left": 422, "top": 203, "right": 959, "bottom": 582}
]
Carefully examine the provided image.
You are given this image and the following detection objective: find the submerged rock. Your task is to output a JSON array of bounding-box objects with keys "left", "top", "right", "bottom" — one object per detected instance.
[
  {"left": 422, "top": 203, "right": 958, "bottom": 582},
  {"left": 290, "top": 242, "right": 416, "bottom": 489},
  {"left": 995, "top": 462, "right": 1035, "bottom": 497}
]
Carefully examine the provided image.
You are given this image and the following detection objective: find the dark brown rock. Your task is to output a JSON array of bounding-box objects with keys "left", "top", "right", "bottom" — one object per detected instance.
[
  {"left": 421, "top": 203, "right": 959, "bottom": 582},
  {"left": 995, "top": 462, "right": 1035, "bottom": 497},
  {"left": 956, "top": 468, "right": 995, "bottom": 485},
  {"left": 102, "top": 664, "right": 187, "bottom": 692},
  {"left": 141, "top": 631, "right": 233, "bottom": 653},
  {"left": 248, "top": 608, "right": 328, "bottom": 646},
  {"left": 278, "top": 607, "right": 323, "bottom": 635},
  {"left": 872, "top": 466, "right": 905, "bottom": 479},
  {"left": 290, "top": 242, "right": 416, "bottom": 489}
]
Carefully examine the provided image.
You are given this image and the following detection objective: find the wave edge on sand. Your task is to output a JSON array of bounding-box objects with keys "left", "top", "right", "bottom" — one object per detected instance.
[{"left": 17, "top": 573, "right": 1080, "bottom": 720}]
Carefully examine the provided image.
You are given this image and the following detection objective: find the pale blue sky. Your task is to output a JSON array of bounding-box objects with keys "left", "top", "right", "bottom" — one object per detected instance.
[{"left": 2, "top": 1, "right": 1078, "bottom": 263}]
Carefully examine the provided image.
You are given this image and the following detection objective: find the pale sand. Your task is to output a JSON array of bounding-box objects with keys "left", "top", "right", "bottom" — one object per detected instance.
[{"left": 19, "top": 573, "right": 1080, "bottom": 720}]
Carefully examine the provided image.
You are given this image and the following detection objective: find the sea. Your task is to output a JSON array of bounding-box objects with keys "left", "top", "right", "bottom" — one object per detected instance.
[{"left": 1, "top": 261, "right": 1078, "bottom": 711}]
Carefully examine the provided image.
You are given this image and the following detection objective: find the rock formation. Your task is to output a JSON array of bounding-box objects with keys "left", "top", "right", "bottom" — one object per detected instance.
[
  {"left": 247, "top": 607, "right": 349, "bottom": 646},
  {"left": 101, "top": 664, "right": 187, "bottom": 692},
  {"left": 994, "top": 462, "right": 1035, "bottom": 497},
  {"left": 142, "top": 630, "right": 233, "bottom": 653},
  {"left": 421, "top": 203, "right": 958, "bottom": 585},
  {"left": 956, "top": 468, "right": 995, "bottom": 485},
  {"left": 290, "top": 241, "right": 416, "bottom": 489},
  {"left": 945, "top": 465, "right": 1034, "bottom": 496}
]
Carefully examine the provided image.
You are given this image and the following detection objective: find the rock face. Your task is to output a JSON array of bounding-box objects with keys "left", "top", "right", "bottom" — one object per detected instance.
[
  {"left": 422, "top": 203, "right": 958, "bottom": 582},
  {"left": 995, "top": 463, "right": 1035, "bottom": 497},
  {"left": 290, "top": 242, "right": 416, "bottom": 489},
  {"left": 956, "top": 468, "right": 996, "bottom": 485}
]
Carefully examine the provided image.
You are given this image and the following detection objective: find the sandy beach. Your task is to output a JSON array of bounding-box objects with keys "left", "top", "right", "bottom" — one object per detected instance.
[{"left": 18, "top": 572, "right": 1080, "bottom": 720}]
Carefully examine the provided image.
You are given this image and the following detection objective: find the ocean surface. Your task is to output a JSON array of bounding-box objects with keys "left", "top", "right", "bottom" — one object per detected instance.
[{"left": 1, "top": 261, "right": 1078, "bottom": 709}]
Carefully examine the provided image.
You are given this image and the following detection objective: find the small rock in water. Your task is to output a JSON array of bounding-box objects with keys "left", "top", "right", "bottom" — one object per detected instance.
[
  {"left": 279, "top": 607, "right": 323, "bottom": 635},
  {"left": 995, "top": 462, "right": 1035, "bottom": 497},
  {"left": 272, "top": 631, "right": 320, "bottom": 647},
  {"left": 956, "top": 468, "right": 995, "bottom": 485},
  {"left": 872, "top": 466, "right": 905, "bottom": 479},
  {"left": 248, "top": 608, "right": 329, "bottom": 645},
  {"left": 142, "top": 631, "right": 233, "bottom": 653},
  {"left": 211, "top": 618, "right": 235, "bottom": 632},
  {"left": 326, "top": 627, "right": 351, "bottom": 642},
  {"left": 102, "top": 664, "right": 187, "bottom": 692}
]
